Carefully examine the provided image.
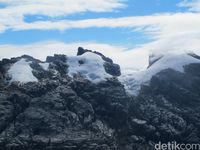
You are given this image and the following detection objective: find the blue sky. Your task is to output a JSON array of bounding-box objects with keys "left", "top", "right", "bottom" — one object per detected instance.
[
  {"left": 0, "top": 0, "right": 200, "bottom": 70},
  {"left": 0, "top": 0, "right": 187, "bottom": 46}
]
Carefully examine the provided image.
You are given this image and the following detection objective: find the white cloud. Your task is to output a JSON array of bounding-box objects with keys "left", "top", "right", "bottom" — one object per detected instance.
[
  {"left": 20, "top": 12, "right": 200, "bottom": 56},
  {"left": 178, "top": 0, "right": 200, "bottom": 12},
  {"left": 0, "top": 0, "right": 126, "bottom": 32},
  {"left": 1, "top": 0, "right": 200, "bottom": 49},
  {"left": 16, "top": 13, "right": 200, "bottom": 38},
  {"left": 0, "top": 0, "right": 125, "bottom": 17},
  {"left": 1, "top": 10, "right": 200, "bottom": 37}
]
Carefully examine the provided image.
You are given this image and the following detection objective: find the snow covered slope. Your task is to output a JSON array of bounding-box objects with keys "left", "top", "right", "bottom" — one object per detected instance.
[
  {"left": 39, "top": 62, "right": 49, "bottom": 70},
  {"left": 6, "top": 49, "right": 200, "bottom": 94},
  {"left": 119, "top": 53, "right": 200, "bottom": 95},
  {"left": 6, "top": 51, "right": 114, "bottom": 84},
  {"left": 67, "top": 52, "right": 112, "bottom": 83},
  {"left": 8, "top": 58, "right": 38, "bottom": 83}
]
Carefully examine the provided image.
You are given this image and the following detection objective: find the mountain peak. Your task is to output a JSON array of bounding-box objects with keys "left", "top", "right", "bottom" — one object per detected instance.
[
  {"left": 0, "top": 48, "right": 121, "bottom": 85},
  {"left": 149, "top": 51, "right": 200, "bottom": 67},
  {"left": 1, "top": 49, "right": 200, "bottom": 149},
  {"left": 119, "top": 52, "right": 200, "bottom": 95}
]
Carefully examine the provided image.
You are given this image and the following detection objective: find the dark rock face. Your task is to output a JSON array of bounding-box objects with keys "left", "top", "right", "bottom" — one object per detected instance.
[
  {"left": 188, "top": 52, "right": 200, "bottom": 60},
  {"left": 104, "top": 62, "right": 121, "bottom": 76},
  {"left": 0, "top": 52, "right": 127, "bottom": 150},
  {"left": 0, "top": 77, "right": 128, "bottom": 150},
  {"left": 126, "top": 66, "right": 200, "bottom": 145},
  {"left": 0, "top": 50, "right": 200, "bottom": 150},
  {"left": 148, "top": 54, "right": 163, "bottom": 68},
  {"left": 77, "top": 47, "right": 92, "bottom": 56},
  {"left": 46, "top": 54, "right": 67, "bottom": 63}
]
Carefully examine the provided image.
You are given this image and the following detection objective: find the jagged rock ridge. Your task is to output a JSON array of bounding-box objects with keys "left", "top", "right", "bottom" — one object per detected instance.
[{"left": 0, "top": 48, "right": 200, "bottom": 150}]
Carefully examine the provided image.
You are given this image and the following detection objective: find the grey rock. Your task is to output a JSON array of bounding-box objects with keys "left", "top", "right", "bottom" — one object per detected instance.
[{"left": 0, "top": 50, "right": 200, "bottom": 149}]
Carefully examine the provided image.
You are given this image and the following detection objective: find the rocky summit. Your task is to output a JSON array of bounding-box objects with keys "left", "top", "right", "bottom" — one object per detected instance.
[{"left": 0, "top": 48, "right": 200, "bottom": 150}]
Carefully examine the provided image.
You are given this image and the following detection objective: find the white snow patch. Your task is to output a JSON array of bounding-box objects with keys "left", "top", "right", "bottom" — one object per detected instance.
[
  {"left": 67, "top": 52, "right": 112, "bottom": 83},
  {"left": 119, "top": 76, "right": 141, "bottom": 96},
  {"left": 8, "top": 58, "right": 38, "bottom": 83},
  {"left": 136, "top": 53, "right": 200, "bottom": 82},
  {"left": 119, "top": 53, "right": 200, "bottom": 96},
  {"left": 132, "top": 118, "right": 147, "bottom": 125},
  {"left": 119, "top": 69, "right": 141, "bottom": 96},
  {"left": 39, "top": 62, "right": 49, "bottom": 70}
]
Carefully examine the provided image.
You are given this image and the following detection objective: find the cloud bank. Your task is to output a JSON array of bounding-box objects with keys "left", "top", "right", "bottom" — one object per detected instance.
[
  {"left": 0, "top": 0, "right": 125, "bottom": 17},
  {"left": 0, "top": 0, "right": 125, "bottom": 32}
]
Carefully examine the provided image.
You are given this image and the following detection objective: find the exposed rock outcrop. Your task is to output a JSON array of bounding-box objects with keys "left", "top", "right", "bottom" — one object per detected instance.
[{"left": 0, "top": 49, "right": 200, "bottom": 150}]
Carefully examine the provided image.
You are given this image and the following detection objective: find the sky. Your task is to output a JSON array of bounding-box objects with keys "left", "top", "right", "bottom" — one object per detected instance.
[{"left": 0, "top": 0, "right": 200, "bottom": 70}]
